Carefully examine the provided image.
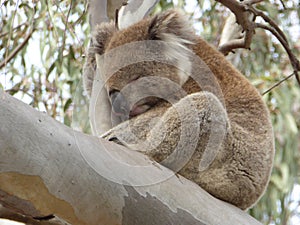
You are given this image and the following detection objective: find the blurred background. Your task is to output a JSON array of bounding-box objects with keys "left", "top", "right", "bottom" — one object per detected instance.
[{"left": 0, "top": 0, "right": 299, "bottom": 224}]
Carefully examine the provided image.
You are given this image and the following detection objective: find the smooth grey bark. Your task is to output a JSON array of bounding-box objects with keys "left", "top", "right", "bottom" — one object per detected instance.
[
  {"left": 89, "top": 0, "right": 109, "bottom": 29},
  {"left": 0, "top": 91, "right": 264, "bottom": 225}
]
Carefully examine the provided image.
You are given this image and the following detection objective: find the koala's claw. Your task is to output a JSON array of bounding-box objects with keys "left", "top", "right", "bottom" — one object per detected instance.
[
  {"left": 108, "top": 136, "right": 125, "bottom": 146},
  {"left": 101, "top": 130, "right": 126, "bottom": 146},
  {"left": 108, "top": 136, "right": 118, "bottom": 142}
]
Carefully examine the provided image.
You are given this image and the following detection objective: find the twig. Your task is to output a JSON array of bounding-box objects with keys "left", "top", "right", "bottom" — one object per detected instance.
[
  {"left": 0, "top": 21, "right": 29, "bottom": 38},
  {"left": 0, "top": 28, "right": 34, "bottom": 69},
  {"left": 0, "top": 0, "right": 9, "bottom": 9},
  {"left": 279, "top": 0, "right": 287, "bottom": 10},
  {"left": 219, "top": 39, "right": 247, "bottom": 55},
  {"left": 255, "top": 23, "right": 300, "bottom": 84},
  {"left": 248, "top": 6, "right": 288, "bottom": 43},
  {"left": 59, "top": 0, "right": 73, "bottom": 62},
  {"left": 244, "top": 0, "right": 264, "bottom": 4},
  {"left": 262, "top": 72, "right": 295, "bottom": 95},
  {"left": 45, "top": 0, "right": 59, "bottom": 39},
  {"left": 3, "top": 0, "right": 20, "bottom": 72},
  {"left": 55, "top": 0, "right": 83, "bottom": 51},
  {"left": 73, "top": 1, "right": 88, "bottom": 26}
]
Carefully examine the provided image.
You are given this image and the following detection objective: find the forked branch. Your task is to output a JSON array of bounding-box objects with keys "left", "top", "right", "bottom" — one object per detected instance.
[{"left": 216, "top": 0, "right": 300, "bottom": 89}]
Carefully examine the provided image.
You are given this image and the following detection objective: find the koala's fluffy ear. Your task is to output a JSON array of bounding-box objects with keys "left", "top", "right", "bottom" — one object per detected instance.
[
  {"left": 148, "top": 10, "right": 196, "bottom": 86},
  {"left": 148, "top": 10, "right": 196, "bottom": 45},
  {"left": 92, "top": 22, "right": 116, "bottom": 55},
  {"left": 85, "top": 21, "right": 116, "bottom": 72},
  {"left": 86, "top": 22, "right": 116, "bottom": 69},
  {"left": 83, "top": 22, "right": 116, "bottom": 97}
]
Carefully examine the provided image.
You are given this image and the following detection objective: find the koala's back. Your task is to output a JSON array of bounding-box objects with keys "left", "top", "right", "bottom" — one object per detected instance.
[
  {"left": 178, "top": 37, "right": 275, "bottom": 209},
  {"left": 105, "top": 36, "right": 275, "bottom": 209},
  {"left": 87, "top": 9, "right": 275, "bottom": 210}
]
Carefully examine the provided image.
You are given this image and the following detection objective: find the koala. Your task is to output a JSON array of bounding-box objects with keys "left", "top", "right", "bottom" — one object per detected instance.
[{"left": 83, "top": 9, "right": 275, "bottom": 210}]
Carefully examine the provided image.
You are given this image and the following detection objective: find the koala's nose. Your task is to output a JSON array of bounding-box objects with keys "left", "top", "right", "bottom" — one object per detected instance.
[{"left": 109, "top": 91, "right": 130, "bottom": 121}]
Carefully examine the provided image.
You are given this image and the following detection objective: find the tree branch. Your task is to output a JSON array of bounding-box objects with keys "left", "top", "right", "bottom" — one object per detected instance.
[
  {"left": 216, "top": 0, "right": 255, "bottom": 54},
  {"left": 0, "top": 92, "right": 263, "bottom": 225},
  {"left": 262, "top": 72, "right": 295, "bottom": 95},
  {"left": 0, "top": 28, "right": 34, "bottom": 69},
  {"left": 0, "top": 22, "right": 29, "bottom": 38},
  {"left": 216, "top": 0, "right": 300, "bottom": 88},
  {"left": 58, "top": 0, "right": 73, "bottom": 63},
  {"left": 255, "top": 23, "right": 300, "bottom": 85},
  {"left": 279, "top": 0, "right": 287, "bottom": 10}
]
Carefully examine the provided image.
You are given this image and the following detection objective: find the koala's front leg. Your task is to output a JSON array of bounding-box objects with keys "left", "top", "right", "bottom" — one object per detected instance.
[
  {"left": 101, "top": 91, "right": 228, "bottom": 173},
  {"left": 100, "top": 121, "right": 130, "bottom": 146},
  {"left": 101, "top": 119, "right": 147, "bottom": 147},
  {"left": 144, "top": 91, "right": 229, "bottom": 173},
  {"left": 101, "top": 105, "right": 167, "bottom": 149}
]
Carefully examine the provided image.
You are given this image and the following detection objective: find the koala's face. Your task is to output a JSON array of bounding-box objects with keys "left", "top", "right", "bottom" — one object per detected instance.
[{"left": 93, "top": 10, "right": 196, "bottom": 121}]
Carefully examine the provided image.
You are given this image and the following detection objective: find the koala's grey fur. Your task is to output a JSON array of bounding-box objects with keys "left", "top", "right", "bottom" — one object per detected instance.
[{"left": 83, "top": 10, "right": 275, "bottom": 210}]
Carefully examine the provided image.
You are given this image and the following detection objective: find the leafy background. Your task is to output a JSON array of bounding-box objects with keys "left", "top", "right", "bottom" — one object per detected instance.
[{"left": 0, "top": 0, "right": 299, "bottom": 224}]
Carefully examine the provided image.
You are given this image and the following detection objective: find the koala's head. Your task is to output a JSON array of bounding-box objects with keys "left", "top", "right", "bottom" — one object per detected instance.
[{"left": 90, "top": 10, "right": 197, "bottom": 121}]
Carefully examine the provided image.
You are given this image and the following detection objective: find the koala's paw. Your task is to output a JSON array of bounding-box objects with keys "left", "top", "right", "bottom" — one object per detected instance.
[{"left": 100, "top": 130, "right": 125, "bottom": 146}]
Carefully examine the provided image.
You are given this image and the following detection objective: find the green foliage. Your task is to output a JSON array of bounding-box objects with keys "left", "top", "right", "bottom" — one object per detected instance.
[
  {"left": 0, "top": 0, "right": 299, "bottom": 224},
  {"left": 250, "top": 80, "right": 300, "bottom": 224},
  {"left": 0, "top": 0, "right": 90, "bottom": 131}
]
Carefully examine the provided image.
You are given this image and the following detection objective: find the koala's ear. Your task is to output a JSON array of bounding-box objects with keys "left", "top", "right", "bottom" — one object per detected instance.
[
  {"left": 83, "top": 22, "right": 115, "bottom": 97},
  {"left": 148, "top": 10, "right": 196, "bottom": 45},
  {"left": 92, "top": 22, "right": 116, "bottom": 55}
]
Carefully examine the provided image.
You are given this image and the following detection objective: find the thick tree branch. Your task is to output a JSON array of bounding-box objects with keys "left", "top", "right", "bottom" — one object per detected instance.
[
  {"left": 0, "top": 92, "right": 263, "bottom": 225},
  {"left": 216, "top": 0, "right": 255, "bottom": 54}
]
